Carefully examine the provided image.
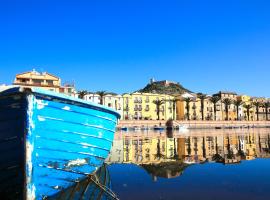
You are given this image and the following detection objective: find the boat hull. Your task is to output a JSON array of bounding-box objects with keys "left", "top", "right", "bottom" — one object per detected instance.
[{"left": 0, "top": 87, "right": 120, "bottom": 199}]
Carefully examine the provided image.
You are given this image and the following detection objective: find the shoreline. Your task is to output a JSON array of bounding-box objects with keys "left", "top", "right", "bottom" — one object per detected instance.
[{"left": 117, "top": 120, "right": 270, "bottom": 130}]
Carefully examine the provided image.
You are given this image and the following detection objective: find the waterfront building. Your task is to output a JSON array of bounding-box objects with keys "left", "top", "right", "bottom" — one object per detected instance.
[
  {"left": 204, "top": 96, "right": 215, "bottom": 120},
  {"left": 252, "top": 97, "right": 270, "bottom": 121},
  {"left": 13, "top": 69, "right": 76, "bottom": 96},
  {"left": 77, "top": 92, "right": 124, "bottom": 118},
  {"left": 175, "top": 93, "right": 196, "bottom": 120},
  {"left": 237, "top": 95, "right": 254, "bottom": 121},
  {"left": 176, "top": 93, "right": 214, "bottom": 121},
  {"left": 122, "top": 92, "right": 175, "bottom": 120},
  {"left": 213, "top": 91, "right": 238, "bottom": 121},
  {"left": 252, "top": 97, "right": 266, "bottom": 121},
  {"left": 77, "top": 92, "right": 100, "bottom": 104}
]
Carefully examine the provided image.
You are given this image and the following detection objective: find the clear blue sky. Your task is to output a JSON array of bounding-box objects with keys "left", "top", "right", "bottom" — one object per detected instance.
[{"left": 1, "top": 0, "right": 270, "bottom": 97}]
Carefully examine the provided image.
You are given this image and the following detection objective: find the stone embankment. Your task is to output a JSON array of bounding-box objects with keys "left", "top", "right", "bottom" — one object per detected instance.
[{"left": 117, "top": 120, "right": 270, "bottom": 130}]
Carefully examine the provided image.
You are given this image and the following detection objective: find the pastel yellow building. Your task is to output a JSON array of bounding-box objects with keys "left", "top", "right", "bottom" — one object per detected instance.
[
  {"left": 214, "top": 91, "right": 237, "bottom": 121},
  {"left": 237, "top": 95, "right": 254, "bottom": 121},
  {"left": 122, "top": 92, "right": 175, "bottom": 120}
]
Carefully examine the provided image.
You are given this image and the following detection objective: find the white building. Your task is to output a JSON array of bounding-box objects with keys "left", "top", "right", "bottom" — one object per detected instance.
[{"left": 76, "top": 92, "right": 124, "bottom": 119}]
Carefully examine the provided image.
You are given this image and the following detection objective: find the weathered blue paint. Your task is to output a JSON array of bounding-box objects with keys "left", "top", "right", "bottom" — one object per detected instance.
[
  {"left": 0, "top": 87, "right": 120, "bottom": 199},
  {"left": 0, "top": 93, "right": 26, "bottom": 199}
]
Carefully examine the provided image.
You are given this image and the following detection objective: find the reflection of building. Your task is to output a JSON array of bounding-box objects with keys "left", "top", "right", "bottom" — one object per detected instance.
[
  {"left": 105, "top": 140, "right": 124, "bottom": 163},
  {"left": 122, "top": 136, "right": 177, "bottom": 164},
  {"left": 106, "top": 130, "right": 270, "bottom": 167},
  {"left": 141, "top": 161, "right": 187, "bottom": 180},
  {"left": 13, "top": 69, "right": 76, "bottom": 96},
  {"left": 245, "top": 133, "right": 256, "bottom": 160}
]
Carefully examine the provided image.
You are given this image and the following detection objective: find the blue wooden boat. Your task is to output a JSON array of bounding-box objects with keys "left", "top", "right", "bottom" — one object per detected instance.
[
  {"left": 153, "top": 127, "right": 165, "bottom": 131},
  {"left": 0, "top": 87, "right": 120, "bottom": 199},
  {"left": 120, "top": 127, "right": 128, "bottom": 131}
]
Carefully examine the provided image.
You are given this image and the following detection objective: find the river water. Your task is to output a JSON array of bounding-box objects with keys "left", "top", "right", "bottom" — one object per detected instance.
[{"left": 105, "top": 128, "right": 270, "bottom": 200}]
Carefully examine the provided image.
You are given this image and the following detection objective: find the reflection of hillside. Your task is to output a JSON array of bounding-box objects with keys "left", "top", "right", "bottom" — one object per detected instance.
[
  {"left": 106, "top": 129, "right": 270, "bottom": 166},
  {"left": 141, "top": 161, "right": 188, "bottom": 179}
]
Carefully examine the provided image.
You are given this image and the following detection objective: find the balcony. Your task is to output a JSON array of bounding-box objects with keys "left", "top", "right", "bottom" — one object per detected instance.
[{"left": 134, "top": 99, "right": 142, "bottom": 103}]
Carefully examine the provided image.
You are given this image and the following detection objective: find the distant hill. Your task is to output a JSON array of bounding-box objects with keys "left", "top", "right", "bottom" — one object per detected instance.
[{"left": 137, "top": 80, "right": 192, "bottom": 95}]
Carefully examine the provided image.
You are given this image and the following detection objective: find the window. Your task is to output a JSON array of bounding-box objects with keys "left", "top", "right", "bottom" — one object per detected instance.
[
  {"left": 32, "top": 79, "right": 42, "bottom": 85},
  {"left": 47, "top": 80, "right": 54, "bottom": 86}
]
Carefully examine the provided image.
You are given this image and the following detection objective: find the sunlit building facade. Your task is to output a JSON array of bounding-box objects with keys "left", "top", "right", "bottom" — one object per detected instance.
[
  {"left": 13, "top": 69, "right": 76, "bottom": 96},
  {"left": 122, "top": 92, "right": 175, "bottom": 120}
]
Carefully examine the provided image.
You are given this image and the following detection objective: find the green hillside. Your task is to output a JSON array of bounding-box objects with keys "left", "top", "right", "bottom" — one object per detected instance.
[{"left": 138, "top": 81, "right": 191, "bottom": 95}]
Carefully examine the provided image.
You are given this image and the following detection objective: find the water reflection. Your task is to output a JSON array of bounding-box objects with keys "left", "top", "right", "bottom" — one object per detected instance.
[
  {"left": 106, "top": 129, "right": 270, "bottom": 200},
  {"left": 106, "top": 129, "right": 270, "bottom": 175}
]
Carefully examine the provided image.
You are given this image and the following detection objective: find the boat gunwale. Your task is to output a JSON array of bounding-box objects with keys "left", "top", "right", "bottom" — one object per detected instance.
[{"left": 37, "top": 104, "right": 118, "bottom": 124}]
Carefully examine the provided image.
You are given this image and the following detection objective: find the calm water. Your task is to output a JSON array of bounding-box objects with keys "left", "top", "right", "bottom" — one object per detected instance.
[{"left": 105, "top": 129, "right": 270, "bottom": 200}]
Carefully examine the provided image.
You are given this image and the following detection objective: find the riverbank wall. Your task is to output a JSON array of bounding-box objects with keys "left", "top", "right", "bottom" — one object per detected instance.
[{"left": 117, "top": 120, "right": 270, "bottom": 130}]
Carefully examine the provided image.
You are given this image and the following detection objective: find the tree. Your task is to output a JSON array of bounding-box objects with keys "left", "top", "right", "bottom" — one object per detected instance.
[
  {"left": 153, "top": 99, "right": 165, "bottom": 120},
  {"left": 210, "top": 95, "right": 221, "bottom": 121},
  {"left": 262, "top": 101, "right": 270, "bottom": 121},
  {"left": 212, "top": 136, "right": 223, "bottom": 162},
  {"left": 184, "top": 97, "right": 192, "bottom": 120},
  {"left": 243, "top": 103, "right": 253, "bottom": 121},
  {"left": 96, "top": 91, "right": 107, "bottom": 105},
  {"left": 202, "top": 137, "right": 206, "bottom": 158},
  {"left": 253, "top": 101, "right": 262, "bottom": 121},
  {"left": 233, "top": 99, "right": 243, "bottom": 121},
  {"left": 226, "top": 136, "right": 234, "bottom": 159},
  {"left": 78, "top": 90, "right": 88, "bottom": 99},
  {"left": 197, "top": 93, "right": 207, "bottom": 120},
  {"left": 166, "top": 99, "right": 178, "bottom": 120},
  {"left": 222, "top": 98, "right": 232, "bottom": 121},
  {"left": 154, "top": 139, "right": 165, "bottom": 160}
]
